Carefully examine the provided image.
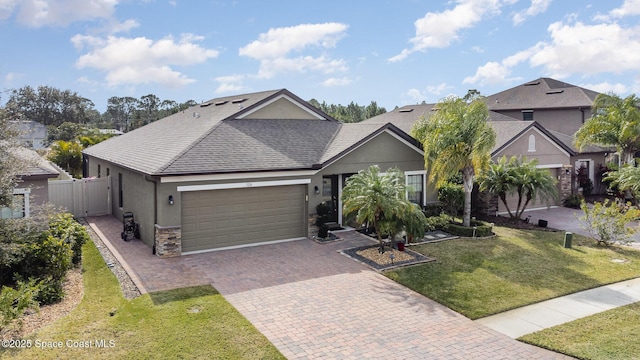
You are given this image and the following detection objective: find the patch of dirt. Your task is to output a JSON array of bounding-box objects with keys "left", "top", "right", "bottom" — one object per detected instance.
[
  {"left": 1, "top": 267, "right": 83, "bottom": 340},
  {"left": 478, "top": 215, "right": 560, "bottom": 232},
  {"left": 356, "top": 247, "right": 415, "bottom": 265}
]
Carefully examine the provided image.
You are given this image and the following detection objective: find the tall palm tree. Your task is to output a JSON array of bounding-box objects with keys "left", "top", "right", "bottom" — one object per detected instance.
[
  {"left": 575, "top": 93, "right": 640, "bottom": 166},
  {"left": 342, "top": 165, "right": 426, "bottom": 251},
  {"left": 477, "top": 156, "right": 516, "bottom": 216},
  {"left": 411, "top": 96, "right": 496, "bottom": 227}
]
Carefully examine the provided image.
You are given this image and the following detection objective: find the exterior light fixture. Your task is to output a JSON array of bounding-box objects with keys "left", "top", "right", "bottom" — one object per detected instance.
[{"left": 168, "top": 195, "right": 174, "bottom": 205}]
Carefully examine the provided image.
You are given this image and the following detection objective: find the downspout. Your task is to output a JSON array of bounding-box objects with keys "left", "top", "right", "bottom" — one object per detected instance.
[
  {"left": 144, "top": 175, "right": 157, "bottom": 254},
  {"left": 579, "top": 107, "right": 585, "bottom": 124}
]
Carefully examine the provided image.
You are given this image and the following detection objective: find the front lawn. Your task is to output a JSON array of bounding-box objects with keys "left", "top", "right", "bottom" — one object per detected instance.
[
  {"left": 520, "top": 302, "right": 640, "bottom": 360},
  {"left": 386, "top": 226, "right": 640, "bottom": 319},
  {"left": 1, "top": 241, "right": 284, "bottom": 360}
]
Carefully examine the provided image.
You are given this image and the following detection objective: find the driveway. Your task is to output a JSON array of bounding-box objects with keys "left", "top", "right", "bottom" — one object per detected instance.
[
  {"left": 517, "top": 206, "right": 640, "bottom": 245},
  {"left": 87, "top": 216, "right": 569, "bottom": 359}
]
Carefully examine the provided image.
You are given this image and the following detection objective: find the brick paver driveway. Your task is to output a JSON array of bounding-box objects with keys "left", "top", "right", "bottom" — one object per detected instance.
[{"left": 88, "top": 216, "right": 570, "bottom": 359}]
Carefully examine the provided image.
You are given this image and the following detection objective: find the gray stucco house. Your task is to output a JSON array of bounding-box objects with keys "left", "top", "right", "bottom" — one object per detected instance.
[
  {"left": 2, "top": 147, "right": 59, "bottom": 219},
  {"left": 83, "top": 89, "right": 432, "bottom": 256}
]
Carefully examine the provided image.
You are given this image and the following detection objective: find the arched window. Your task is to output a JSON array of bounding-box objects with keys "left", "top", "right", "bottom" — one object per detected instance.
[{"left": 528, "top": 134, "right": 536, "bottom": 152}]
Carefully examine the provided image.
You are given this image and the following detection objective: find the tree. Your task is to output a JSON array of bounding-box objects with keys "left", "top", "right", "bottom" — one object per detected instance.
[
  {"left": 478, "top": 156, "right": 558, "bottom": 220},
  {"left": 4, "top": 85, "right": 94, "bottom": 126},
  {"left": 575, "top": 93, "right": 640, "bottom": 166},
  {"left": 411, "top": 96, "right": 496, "bottom": 227},
  {"left": 48, "top": 141, "right": 83, "bottom": 178},
  {"left": 0, "top": 103, "right": 30, "bottom": 208},
  {"left": 579, "top": 200, "right": 640, "bottom": 246},
  {"left": 308, "top": 99, "right": 386, "bottom": 123},
  {"left": 604, "top": 165, "right": 640, "bottom": 204},
  {"left": 342, "top": 165, "right": 427, "bottom": 251}
]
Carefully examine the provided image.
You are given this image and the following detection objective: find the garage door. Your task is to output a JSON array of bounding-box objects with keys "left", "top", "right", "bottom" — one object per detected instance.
[{"left": 181, "top": 185, "right": 307, "bottom": 253}]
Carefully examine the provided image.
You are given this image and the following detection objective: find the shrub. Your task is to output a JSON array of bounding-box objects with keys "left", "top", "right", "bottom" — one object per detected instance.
[
  {"left": 438, "top": 182, "right": 464, "bottom": 216},
  {"left": 0, "top": 279, "right": 39, "bottom": 329},
  {"left": 579, "top": 200, "right": 640, "bottom": 246},
  {"left": 48, "top": 213, "right": 89, "bottom": 265},
  {"left": 444, "top": 220, "right": 493, "bottom": 237},
  {"left": 422, "top": 203, "right": 445, "bottom": 217},
  {"left": 424, "top": 214, "right": 451, "bottom": 232},
  {"left": 562, "top": 193, "right": 584, "bottom": 209}
]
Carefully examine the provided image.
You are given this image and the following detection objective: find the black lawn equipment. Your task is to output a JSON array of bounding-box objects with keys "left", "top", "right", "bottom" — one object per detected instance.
[{"left": 121, "top": 211, "right": 140, "bottom": 241}]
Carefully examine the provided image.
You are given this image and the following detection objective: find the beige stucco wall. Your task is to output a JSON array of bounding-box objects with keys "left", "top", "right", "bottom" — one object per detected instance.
[
  {"left": 21, "top": 178, "right": 50, "bottom": 205},
  {"left": 495, "top": 108, "right": 590, "bottom": 136},
  {"left": 493, "top": 128, "right": 571, "bottom": 166}
]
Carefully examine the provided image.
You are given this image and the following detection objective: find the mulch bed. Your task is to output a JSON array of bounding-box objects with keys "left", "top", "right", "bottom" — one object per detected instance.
[
  {"left": 341, "top": 244, "right": 434, "bottom": 271},
  {"left": 480, "top": 215, "right": 560, "bottom": 232}
]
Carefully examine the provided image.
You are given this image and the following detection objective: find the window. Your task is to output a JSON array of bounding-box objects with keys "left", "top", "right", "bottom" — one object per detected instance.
[
  {"left": 522, "top": 110, "right": 534, "bottom": 121},
  {"left": 118, "top": 173, "right": 123, "bottom": 208},
  {"left": 528, "top": 134, "right": 536, "bottom": 152},
  {"left": 106, "top": 168, "right": 110, "bottom": 177},
  {"left": 98, "top": 164, "right": 101, "bottom": 178},
  {"left": 406, "top": 173, "right": 425, "bottom": 206},
  {"left": 1, "top": 189, "right": 29, "bottom": 219}
]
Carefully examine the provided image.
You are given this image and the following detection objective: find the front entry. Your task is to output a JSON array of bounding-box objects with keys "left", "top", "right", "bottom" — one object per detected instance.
[{"left": 322, "top": 175, "right": 339, "bottom": 224}]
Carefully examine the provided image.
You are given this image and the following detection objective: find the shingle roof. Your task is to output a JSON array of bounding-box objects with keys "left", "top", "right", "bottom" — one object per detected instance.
[
  {"left": 484, "top": 77, "right": 600, "bottom": 111},
  {"left": 361, "top": 104, "right": 436, "bottom": 134},
  {"left": 83, "top": 89, "right": 418, "bottom": 176},
  {"left": 13, "top": 147, "right": 59, "bottom": 177}
]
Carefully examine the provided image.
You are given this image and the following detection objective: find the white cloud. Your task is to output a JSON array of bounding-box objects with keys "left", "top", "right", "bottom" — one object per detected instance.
[
  {"left": 3, "top": 71, "right": 23, "bottom": 86},
  {"left": 74, "top": 33, "right": 219, "bottom": 88},
  {"left": 239, "top": 23, "right": 349, "bottom": 79},
  {"left": 389, "top": 0, "right": 507, "bottom": 62},
  {"left": 2, "top": 0, "right": 118, "bottom": 27},
  {"left": 512, "top": 0, "right": 552, "bottom": 25},
  {"left": 404, "top": 83, "right": 451, "bottom": 104},
  {"left": 214, "top": 74, "right": 249, "bottom": 94},
  {"left": 322, "top": 77, "right": 352, "bottom": 87},
  {"left": 595, "top": 0, "right": 640, "bottom": 20},
  {"left": 579, "top": 82, "right": 629, "bottom": 94},
  {"left": 466, "top": 20, "right": 640, "bottom": 85}
]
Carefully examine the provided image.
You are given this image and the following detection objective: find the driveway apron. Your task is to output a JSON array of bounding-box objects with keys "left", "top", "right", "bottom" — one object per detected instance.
[{"left": 87, "top": 216, "right": 569, "bottom": 359}]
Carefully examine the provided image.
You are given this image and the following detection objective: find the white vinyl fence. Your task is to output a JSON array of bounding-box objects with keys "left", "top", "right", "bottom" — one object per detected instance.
[{"left": 48, "top": 176, "right": 111, "bottom": 217}]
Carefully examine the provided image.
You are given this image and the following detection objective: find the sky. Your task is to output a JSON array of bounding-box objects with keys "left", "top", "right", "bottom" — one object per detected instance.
[{"left": 1, "top": 0, "right": 640, "bottom": 112}]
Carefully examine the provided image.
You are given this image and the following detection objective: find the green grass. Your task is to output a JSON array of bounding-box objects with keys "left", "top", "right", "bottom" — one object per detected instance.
[
  {"left": 386, "top": 226, "right": 640, "bottom": 319},
  {"left": 519, "top": 302, "right": 640, "bottom": 360},
  {"left": 1, "top": 241, "right": 284, "bottom": 360}
]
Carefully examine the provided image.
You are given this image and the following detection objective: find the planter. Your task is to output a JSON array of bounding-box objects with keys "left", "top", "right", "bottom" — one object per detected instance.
[{"left": 397, "top": 241, "right": 405, "bottom": 251}]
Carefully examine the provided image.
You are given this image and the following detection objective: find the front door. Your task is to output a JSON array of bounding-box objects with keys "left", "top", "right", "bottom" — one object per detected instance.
[{"left": 322, "top": 175, "right": 339, "bottom": 223}]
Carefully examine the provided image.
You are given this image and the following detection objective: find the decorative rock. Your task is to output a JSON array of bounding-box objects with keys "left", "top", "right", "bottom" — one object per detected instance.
[{"left": 154, "top": 224, "right": 182, "bottom": 258}]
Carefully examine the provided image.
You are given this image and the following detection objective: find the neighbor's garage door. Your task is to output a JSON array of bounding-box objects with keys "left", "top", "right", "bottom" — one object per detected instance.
[{"left": 181, "top": 185, "right": 307, "bottom": 253}]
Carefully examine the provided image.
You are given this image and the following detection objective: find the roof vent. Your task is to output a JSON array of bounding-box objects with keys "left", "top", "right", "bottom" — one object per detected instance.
[
  {"left": 200, "top": 102, "right": 212, "bottom": 107},
  {"left": 215, "top": 101, "right": 228, "bottom": 106},
  {"left": 546, "top": 90, "right": 564, "bottom": 94},
  {"left": 192, "top": 112, "right": 200, "bottom": 118},
  {"left": 524, "top": 81, "right": 540, "bottom": 86},
  {"left": 399, "top": 108, "right": 414, "bottom": 113},
  {"left": 231, "top": 98, "right": 247, "bottom": 104}
]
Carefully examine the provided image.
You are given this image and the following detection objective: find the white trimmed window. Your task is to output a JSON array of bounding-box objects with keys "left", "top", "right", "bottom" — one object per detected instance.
[
  {"left": 405, "top": 171, "right": 427, "bottom": 206},
  {"left": 1, "top": 188, "right": 30, "bottom": 219},
  {"left": 528, "top": 134, "right": 536, "bottom": 152}
]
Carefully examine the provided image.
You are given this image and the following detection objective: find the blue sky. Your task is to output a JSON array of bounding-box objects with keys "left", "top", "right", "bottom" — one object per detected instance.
[{"left": 1, "top": 0, "right": 639, "bottom": 112}]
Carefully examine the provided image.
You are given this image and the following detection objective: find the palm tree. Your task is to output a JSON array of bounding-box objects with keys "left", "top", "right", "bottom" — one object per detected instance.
[
  {"left": 342, "top": 165, "right": 426, "bottom": 251},
  {"left": 604, "top": 166, "right": 640, "bottom": 204},
  {"left": 479, "top": 156, "right": 558, "bottom": 220},
  {"left": 575, "top": 93, "right": 640, "bottom": 166},
  {"left": 411, "top": 96, "right": 496, "bottom": 227}
]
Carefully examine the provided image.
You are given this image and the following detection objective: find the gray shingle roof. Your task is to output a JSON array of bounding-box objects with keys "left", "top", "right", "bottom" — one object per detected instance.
[
  {"left": 484, "top": 77, "right": 600, "bottom": 111},
  {"left": 13, "top": 147, "right": 59, "bottom": 177},
  {"left": 83, "top": 89, "right": 416, "bottom": 176}
]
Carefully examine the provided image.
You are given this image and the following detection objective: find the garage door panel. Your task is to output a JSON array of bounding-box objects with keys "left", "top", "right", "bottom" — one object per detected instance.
[{"left": 181, "top": 185, "right": 306, "bottom": 253}]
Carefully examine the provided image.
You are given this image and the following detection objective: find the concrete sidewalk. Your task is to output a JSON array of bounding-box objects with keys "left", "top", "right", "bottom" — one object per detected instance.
[{"left": 476, "top": 277, "right": 640, "bottom": 338}]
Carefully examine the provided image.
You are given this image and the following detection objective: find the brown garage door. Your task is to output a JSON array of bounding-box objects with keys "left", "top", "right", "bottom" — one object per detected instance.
[{"left": 181, "top": 185, "right": 307, "bottom": 253}]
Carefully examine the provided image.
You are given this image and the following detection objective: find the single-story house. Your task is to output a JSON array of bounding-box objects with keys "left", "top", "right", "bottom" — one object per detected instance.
[
  {"left": 2, "top": 147, "right": 59, "bottom": 218},
  {"left": 83, "top": 89, "right": 432, "bottom": 256}
]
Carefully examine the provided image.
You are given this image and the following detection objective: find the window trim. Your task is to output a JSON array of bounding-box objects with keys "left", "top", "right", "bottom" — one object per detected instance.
[
  {"left": 1, "top": 188, "right": 30, "bottom": 219},
  {"left": 405, "top": 170, "right": 427, "bottom": 206}
]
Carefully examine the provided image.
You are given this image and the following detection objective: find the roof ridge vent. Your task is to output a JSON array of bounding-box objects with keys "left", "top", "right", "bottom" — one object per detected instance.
[
  {"left": 215, "top": 100, "right": 228, "bottom": 106},
  {"left": 398, "top": 108, "right": 414, "bottom": 113},
  {"left": 231, "top": 98, "right": 247, "bottom": 104},
  {"left": 546, "top": 89, "right": 564, "bottom": 94},
  {"left": 524, "top": 81, "right": 540, "bottom": 86}
]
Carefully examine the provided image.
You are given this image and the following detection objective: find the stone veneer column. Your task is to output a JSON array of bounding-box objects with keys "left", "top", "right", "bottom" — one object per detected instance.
[
  {"left": 154, "top": 224, "right": 181, "bottom": 258},
  {"left": 559, "top": 165, "right": 573, "bottom": 200}
]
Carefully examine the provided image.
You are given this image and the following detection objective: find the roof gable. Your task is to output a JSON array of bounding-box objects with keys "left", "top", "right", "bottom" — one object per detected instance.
[{"left": 491, "top": 122, "right": 571, "bottom": 157}]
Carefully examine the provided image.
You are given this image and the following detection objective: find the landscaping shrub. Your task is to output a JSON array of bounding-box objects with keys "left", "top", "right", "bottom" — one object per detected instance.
[
  {"left": 444, "top": 220, "right": 493, "bottom": 237},
  {"left": 424, "top": 214, "right": 451, "bottom": 232},
  {"left": 422, "top": 203, "right": 445, "bottom": 217},
  {"left": 0, "top": 279, "right": 39, "bottom": 329},
  {"left": 438, "top": 182, "right": 464, "bottom": 216},
  {"left": 48, "top": 213, "right": 89, "bottom": 265},
  {"left": 562, "top": 193, "right": 584, "bottom": 209}
]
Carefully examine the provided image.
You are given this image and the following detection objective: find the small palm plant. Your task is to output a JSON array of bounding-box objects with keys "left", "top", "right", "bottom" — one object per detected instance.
[{"left": 342, "top": 165, "right": 427, "bottom": 251}]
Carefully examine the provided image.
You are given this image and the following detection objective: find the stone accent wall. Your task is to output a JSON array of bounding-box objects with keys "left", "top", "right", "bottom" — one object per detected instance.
[
  {"left": 154, "top": 224, "right": 181, "bottom": 258},
  {"left": 559, "top": 165, "right": 573, "bottom": 200}
]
